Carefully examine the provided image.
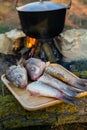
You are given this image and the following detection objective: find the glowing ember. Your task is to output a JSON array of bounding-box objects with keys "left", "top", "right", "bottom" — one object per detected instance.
[
  {"left": 24, "top": 37, "right": 36, "bottom": 48},
  {"left": 13, "top": 38, "right": 21, "bottom": 51}
]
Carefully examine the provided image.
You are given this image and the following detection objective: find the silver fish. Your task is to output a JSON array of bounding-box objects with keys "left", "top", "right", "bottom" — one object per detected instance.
[
  {"left": 45, "top": 64, "right": 87, "bottom": 91},
  {"left": 38, "top": 73, "right": 81, "bottom": 97},
  {"left": 27, "top": 81, "right": 82, "bottom": 106},
  {"left": 25, "top": 57, "right": 49, "bottom": 80},
  {"left": 6, "top": 65, "right": 28, "bottom": 88}
]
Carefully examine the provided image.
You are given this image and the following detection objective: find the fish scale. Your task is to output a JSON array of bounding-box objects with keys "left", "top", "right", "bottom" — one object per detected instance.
[
  {"left": 45, "top": 64, "right": 87, "bottom": 91},
  {"left": 6, "top": 65, "right": 28, "bottom": 88},
  {"left": 38, "top": 73, "right": 81, "bottom": 97},
  {"left": 25, "top": 57, "right": 46, "bottom": 80},
  {"left": 27, "top": 81, "right": 83, "bottom": 106}
]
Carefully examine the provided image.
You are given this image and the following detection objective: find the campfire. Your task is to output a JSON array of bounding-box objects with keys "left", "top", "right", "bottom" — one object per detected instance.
[
  {"left": 0, "top": 27, "right": 87, "bottom": 79},
  {"left": 2, "top": 33, "right": 87, "bottom": 109},
  {"left": 13, "top": 35, "right": 62, "bottom": 64},
  {"left": 0, "top": 28, "right": 63, "bottom": 77}
]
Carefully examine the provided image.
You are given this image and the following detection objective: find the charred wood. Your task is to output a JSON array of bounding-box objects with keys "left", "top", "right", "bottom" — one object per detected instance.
[
  {"left": 42, "top": 42, "right": 57, "bottom": 63},
  {"left": 34, "top": 41, "right": 42, "bottom": 58}
]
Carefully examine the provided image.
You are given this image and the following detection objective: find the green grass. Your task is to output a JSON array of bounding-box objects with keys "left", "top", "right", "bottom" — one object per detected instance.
[{"left": 0, "top": 25, "right": 10, "bottom": 34}]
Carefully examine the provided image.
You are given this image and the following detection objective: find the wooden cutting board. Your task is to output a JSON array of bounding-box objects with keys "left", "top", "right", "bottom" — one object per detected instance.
[{"left": 1, "top": 74, "right": 87, "bottom": 111}]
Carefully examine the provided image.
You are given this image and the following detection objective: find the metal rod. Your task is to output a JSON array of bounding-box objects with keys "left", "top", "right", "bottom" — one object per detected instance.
[
  {"left": 15, "top": 0, "right": 18, "bottom": 8},
  {"left": 40, "top": 0, "right": 43, "bottom": 3},
  {"left": 68, "top": 0, "right": 72, "bottom": 9}
]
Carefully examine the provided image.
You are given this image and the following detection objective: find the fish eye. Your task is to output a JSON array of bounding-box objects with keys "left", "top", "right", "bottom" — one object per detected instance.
[
  {"left": 17, "top": 75, "right": 22, "bottom": 79},
  {"left": 31, "top": 67, "right": 36, "bottom": 71}
]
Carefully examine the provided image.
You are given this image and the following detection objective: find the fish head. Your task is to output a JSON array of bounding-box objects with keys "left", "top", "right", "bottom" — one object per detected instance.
[
  {"left": 6, "top": 65, "right": 28, "bottom": 88},
  {"left": 26, "top": 64, "right": 40, "bottom": 80},
  {"left": 25, "top": 58, "right": 46, "bottom": 80},
  {"left": 26, "top": 58, "right": 45, "bottom": 67},
  {"left": 13, "top": 72, "right": 28, "bottom": 88}
]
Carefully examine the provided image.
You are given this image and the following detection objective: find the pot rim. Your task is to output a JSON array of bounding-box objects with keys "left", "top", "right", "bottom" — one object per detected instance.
[{"left": 16, "top": 1, "right": 69, "bottom": 12}]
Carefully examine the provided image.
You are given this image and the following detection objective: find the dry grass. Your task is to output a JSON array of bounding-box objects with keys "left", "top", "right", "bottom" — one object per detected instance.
[{"left": 0, "top": 0, "right": 87, "bottom": 33}]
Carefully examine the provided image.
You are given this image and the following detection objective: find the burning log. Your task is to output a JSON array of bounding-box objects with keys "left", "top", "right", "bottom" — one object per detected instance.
[
  {"left": 16, "top": 37, "right": 61, "bottom": 63},
  {"left": 18, "top": 47, "right": 29, "bottom": 56},
  {"left": 24, "top": 36, "right": 36, "bottom": 48},
  {"left": 53, "top": 36, "right": 62, "bottom": 51},
  {"left": 34, "top": 41, "right": 42, "bottom": 58},
  {"left": 42, "top": 42, "right": 57, "bottom": 63}
]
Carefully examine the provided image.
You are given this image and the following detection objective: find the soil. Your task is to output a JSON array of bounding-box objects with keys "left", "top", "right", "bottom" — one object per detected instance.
[{"left": 0, "top": 0, "right": 87, "bottom": 31}]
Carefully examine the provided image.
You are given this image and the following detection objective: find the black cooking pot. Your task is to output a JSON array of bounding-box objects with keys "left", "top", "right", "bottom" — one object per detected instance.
[{"left": 16, "top": 0, "right": 72, "bottom": 39}]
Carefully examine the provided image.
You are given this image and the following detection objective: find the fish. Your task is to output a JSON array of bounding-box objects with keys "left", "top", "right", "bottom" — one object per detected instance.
[
  {"left": 45, "top": 64, "right": 87, "bottom": 91},
  {"left": 27, "top": 81, "right": 82, "bottom": 106},
  {"left": 25, "top": 57, "right": 50, "bottom": 81},
  {"left": 38, "top": 73, "right": 81, "bottom": 97},
  {"left": 6, "top": 65, "right": 28, "bottom": 88}
]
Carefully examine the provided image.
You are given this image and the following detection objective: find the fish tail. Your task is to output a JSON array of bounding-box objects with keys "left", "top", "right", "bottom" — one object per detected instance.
[
  {"left": 67, "top": 85, "right": 84, "bottom": 93},
  {"left": 65, "top": 87, "right": 81, "bottom": 97},
  {"left": 72, "top": 78, "right": 87, "bottom": 91},
  {"left": 57, "top": 94, "right": 84, "bottom": 107},
  {"left": 80, "top": 78, "right": 87, "bottom": 85}
]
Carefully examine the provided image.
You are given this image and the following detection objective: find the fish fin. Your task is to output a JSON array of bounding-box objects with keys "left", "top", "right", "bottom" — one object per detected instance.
[
  {"left": 57, "top": 94, "right": 84, "bottom": 107},
  {"left": 67, "top": 85, "right": 84, "bottom": 94},
  {"left": 27, "top": 89, "right": 40, "bottom": 96},
  {"left": 79, "top": 78, "right": 87, "bottom": 85},
  {"left": 46, "top": 61, "right": 50, "bottom": 67}
]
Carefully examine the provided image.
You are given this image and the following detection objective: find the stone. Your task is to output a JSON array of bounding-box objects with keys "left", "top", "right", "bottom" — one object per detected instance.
[
  {"left": 0, "top": 29, "right": 25, "bottom": 54},
  {"left": 57, "top": 29, "right": 87, "bottom": 62},
  {"left": 0, "top": 34, "right": 13, "bottom": 54},
  {"left": 5, "top": 28, "right": 25, "bottom": 41}
]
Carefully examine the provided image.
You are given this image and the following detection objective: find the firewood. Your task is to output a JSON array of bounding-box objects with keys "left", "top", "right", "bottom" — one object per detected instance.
[{"left": 42, "top": 43, "right": 57, "bottom": 63}]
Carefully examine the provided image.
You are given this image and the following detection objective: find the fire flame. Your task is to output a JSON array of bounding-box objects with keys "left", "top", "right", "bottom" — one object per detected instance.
[
  {"left": 24, "top": 37, "right": 36, "bottom": 48},
  {"left": 13, "top": 37, "right": 36, "bottom": 51}
]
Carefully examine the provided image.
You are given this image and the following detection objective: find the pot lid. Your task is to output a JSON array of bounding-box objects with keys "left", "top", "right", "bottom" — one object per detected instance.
[{"left": 16, "top": 1, "right": 68, "bottom": 12}]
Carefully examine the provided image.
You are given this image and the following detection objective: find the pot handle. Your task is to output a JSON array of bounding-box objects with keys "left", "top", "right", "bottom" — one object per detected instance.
[
  {"left": 15, "top": 0, "right": 22, "bottom": 8},
  {"left": 15, "top": 0, "right": 18, "bottom": 8},
  {"left": 67, "top": 0, "right": 72, "bottom": 9}
]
